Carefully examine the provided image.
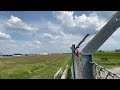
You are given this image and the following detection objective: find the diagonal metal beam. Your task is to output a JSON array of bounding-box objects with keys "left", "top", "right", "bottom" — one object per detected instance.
[
  {"left": 82, "top": 11, "right": 120, "bottom": 55},
  {"left": 81, "top": 11, "right": 120, "bottom": 79}
]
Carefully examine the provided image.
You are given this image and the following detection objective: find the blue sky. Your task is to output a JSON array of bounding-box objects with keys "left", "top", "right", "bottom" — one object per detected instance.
[{"left": 0, "top": 11, "right": 120, "bottom": 54}]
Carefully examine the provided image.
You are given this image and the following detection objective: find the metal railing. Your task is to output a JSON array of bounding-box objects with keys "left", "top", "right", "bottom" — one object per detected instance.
[{"left": 91, "top": 62, "right": 120, "bottom": 79}]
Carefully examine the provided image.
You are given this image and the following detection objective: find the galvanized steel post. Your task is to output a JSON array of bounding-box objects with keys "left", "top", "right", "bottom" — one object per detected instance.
[
  {"left": 72, "top": 44, "right": 76, "bottom": 79},
  {"left": 82, "top": 54, "right": 94, "bottom": 79}
]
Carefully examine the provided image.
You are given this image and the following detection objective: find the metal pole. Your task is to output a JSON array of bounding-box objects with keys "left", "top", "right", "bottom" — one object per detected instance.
[
  {"left": 75, "top": 34, "right": 90, "bottom": 50},
  {"left": 72, "top": 44, "right": 76, "bottom": 79},
  {"left": 82, "top": 54, "right": 94, "bottom": 79}
]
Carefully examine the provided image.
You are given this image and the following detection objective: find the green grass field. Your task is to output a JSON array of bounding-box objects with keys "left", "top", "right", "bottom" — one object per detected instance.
[
  {"left": 0, "top": 54, "right": 71, "bottom": 79},
  {"left": 93, "top": 52, "right": 120, "bottom": 68},
  {"left": 0, "top": 52, "right": 120, "bottom": 79}
]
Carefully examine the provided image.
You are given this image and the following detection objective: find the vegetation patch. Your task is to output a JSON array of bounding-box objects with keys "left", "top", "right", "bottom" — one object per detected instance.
[{"left": 0, "top": 54, "right": 71, "bottom": 79}]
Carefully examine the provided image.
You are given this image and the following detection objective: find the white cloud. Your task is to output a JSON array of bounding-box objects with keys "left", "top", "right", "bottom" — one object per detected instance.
[
  {"left": 49, "top": 11, "right": 105, "bottom": 46},
  {"left": 43, "top": 33, "right": 54, "bottom": 39},
  {"left": 4, "top": 40, "right": 42, "bottom": 49},
  {"left": 95, "top": 11, "right": 116, "bottom": 19},
  {"left": 53, "top": 11, "right": 75, "bottom": 27},
  {"left": 47, "top": 11, "right": 120, "bottom": 52},
  {"left": 9, "top": 15, "right": 22, "bottom": 25},
  {"left": 21, "top": 41, "right": 42, "bottom": 49},
  {"left": 0, "top": 32, "right": 11, "bottom": 40},
  {"left": 112, "top": 28, "right": 120, "bottom": 37},
  {"left": 48, "top": 22, "right": 62, "bottom": 32},
  {"left": 5, "top": 15, "right": 38, "bottom": 32},
  {"left": 53, "top": 11, "right": 103, "bottom": 28},
  {"left": 36, "top": 11, "right": 105, "bottom": 52},
  {"left": 43, "top": 33, "right": 60, "bottom": 40},
  {"left": 0, "top": 11, "right": 119, "bottom": 54},
  {"left": 73, "top": 12, "right": 102, "bottom": 30},
  {"left": 99, "top": 36, "right": 120, "bottom": 51},
  {"left": 53, "top": 11, "right": 106, "bottom": 36},
  {"left": 0, "top": 40, "right": 43, "bottom": 54},
  {"left": 43, "top": 31, "right": 83, "bottom": 51},
  {"left": 34, "top": 41, "right": 42, "bottom": 45}
]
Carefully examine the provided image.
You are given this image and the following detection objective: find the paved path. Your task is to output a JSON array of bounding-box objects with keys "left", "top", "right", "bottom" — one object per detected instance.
[
  {"left": 109, "top": 67, "right": 120, "bottom": 75},
  {"left": 103, "top": 67, "right": 120, "bottom": 79}
]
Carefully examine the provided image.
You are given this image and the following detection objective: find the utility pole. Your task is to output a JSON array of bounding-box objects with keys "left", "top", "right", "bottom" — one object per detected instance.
[{"left": 81, "top": 11, "right": 120, "bottom": 79}]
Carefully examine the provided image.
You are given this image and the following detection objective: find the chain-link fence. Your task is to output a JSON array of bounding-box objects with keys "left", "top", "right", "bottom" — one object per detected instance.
[
  {"left": 71, "top": 56, "right": 83, "bottom": 79},
  {"left": 71, "top": 54, "right": 120, "bottom": 79},
  {"left": 92, "top": 62, "right": 120, "bottom": 79}
]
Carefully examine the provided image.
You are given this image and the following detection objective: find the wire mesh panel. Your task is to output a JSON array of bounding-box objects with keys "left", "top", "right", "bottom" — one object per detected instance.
[
  {"left": 74, "top": 56, "right": 83, "bottom": 79},
  {"left": 92, "top": 62, "right": 120, "bottom": 79},
  {"left": 71, "top": 56, "right": 83, "bottom": 79}
]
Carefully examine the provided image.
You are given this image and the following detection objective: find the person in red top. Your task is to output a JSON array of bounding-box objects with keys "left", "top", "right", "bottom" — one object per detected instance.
[{"left": 76, "top": 49, "right": 80, "bottom": 58}]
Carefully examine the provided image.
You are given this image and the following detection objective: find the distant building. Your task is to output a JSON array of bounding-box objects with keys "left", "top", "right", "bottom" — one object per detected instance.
[
  {"left": 115, "top": 49, "right": 120, "bottom": 52},
  {"left": 97, "top": 50, "right": 104, "bottom": 52},
  {"left": 42, "top": 53, "right": 48, "bottom": 55},
  {"left": 13, "top": 54, "right": 22, "bottom": 56},
  {"left": 2, "top": 54, "right": 13, "bottom": 57}
]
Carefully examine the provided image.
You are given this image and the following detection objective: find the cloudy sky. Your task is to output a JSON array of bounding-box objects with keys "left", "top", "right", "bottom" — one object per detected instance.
[{"left": 0, "top": 11, "right": 120, "bottom": 54}]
